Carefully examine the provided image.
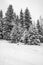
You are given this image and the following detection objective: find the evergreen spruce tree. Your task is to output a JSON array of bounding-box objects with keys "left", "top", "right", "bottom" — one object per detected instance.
[
  {"left": 0, "top": 10, "right": 3, "bottom": 39},
  {"left": 0, "top": 10, "right": 3, "bottom": 18},
  {"left": 3, "top": 23, "right": 13, "bottom": 40},
  {"left": 37, "top": 19, "right": 43, "bottom": 42},
  {"left": 3, "top": 5, "right": 14, "bottom": 40},
  {"left": 24, "top": 8, "right": 32, "bottom": 30},
  {"left": 20, "top": 9, "right": 24, "bottom": 27},
  {"left": 5, "top": 4, "right": 14, "bottom": 22},
  {"left": 29, "top": 26, "right": 40, "bottom": 45}
]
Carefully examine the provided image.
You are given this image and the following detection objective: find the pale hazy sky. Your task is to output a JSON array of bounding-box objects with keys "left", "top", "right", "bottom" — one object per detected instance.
[{"left": 0, "top": 0, "right": 43, "bottom": 21}]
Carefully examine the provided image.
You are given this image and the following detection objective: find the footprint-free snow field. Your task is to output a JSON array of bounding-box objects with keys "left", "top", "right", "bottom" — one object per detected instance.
[{"left": 0, "top": 40, "right": 43, "bottom": 65}]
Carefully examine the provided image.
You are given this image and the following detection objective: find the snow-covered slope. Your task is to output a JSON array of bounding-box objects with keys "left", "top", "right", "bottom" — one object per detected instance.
[{"left": 0, "top": 40, "right": 43, "bottom": 65}]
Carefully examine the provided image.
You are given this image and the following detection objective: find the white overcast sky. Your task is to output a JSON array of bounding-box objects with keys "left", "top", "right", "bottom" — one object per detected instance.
[{"left": 0, "top": 0, "right": 43, "bottom": 21}]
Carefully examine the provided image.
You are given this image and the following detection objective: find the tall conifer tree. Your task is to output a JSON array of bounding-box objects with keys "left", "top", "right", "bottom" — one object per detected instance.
[
  {"left": 20, "top": 9, "right": 24, "bottom": 27},
  {"left": 24, "top": 8, "right": 32, "bottom": 30},
  {"left": 5, "top": 5, "right": 14, "bottom": 22}
]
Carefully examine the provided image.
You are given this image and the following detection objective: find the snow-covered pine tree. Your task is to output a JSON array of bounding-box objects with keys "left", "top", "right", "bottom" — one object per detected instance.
[
  {"left": 3, "top": 22, "right": 13, "bottom": 40},
  {"left": 3, "top": 5, "right": 14, "bottom": 40},
  {"left": 37, "top": 19, "right": 43, "bottom": 42},
  {"left": 28, "top": 25, "right": 41, "bottom": 45},
  {"left": 20, "top": 9, "right": 24, "bottom": 27},
  {"left": 20, "top": 25, "right": 41, "bottom": 45},
  {"left": 5, "top": 5, "right": 14, "bottom": 22},
  {"left": 24, "top": 8, "right": 32, "bottom": 30},
  {"left": 0, "top": 10, "right": 3, "bottom": 18},
  {"left": 10, "top": 23, "right": 24, "bottom": 43},
  {"left": 10, "top": 24, "right": 19, "bottom": 43},
  {"left": 0, "top": 10, "right": 3, "bottom": 39}
]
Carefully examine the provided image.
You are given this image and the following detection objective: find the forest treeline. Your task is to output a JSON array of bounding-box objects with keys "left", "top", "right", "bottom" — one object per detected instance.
[{"left": 0, "top": 4, "right": 43, "bottom": 45}]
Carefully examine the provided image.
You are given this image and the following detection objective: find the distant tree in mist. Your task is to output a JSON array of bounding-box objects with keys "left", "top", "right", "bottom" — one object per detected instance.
[
  {"left": 16, "top": 15, "right": 19, "bottom": 25},
  {"left": 37, "top": 19, "right": 42, "bottom": 34},
  {"left": 13, "top": 12, "right": 17, "bottom": 22},
  {"left": 37, "top": 20, "right": 40, "bottom": 29}
]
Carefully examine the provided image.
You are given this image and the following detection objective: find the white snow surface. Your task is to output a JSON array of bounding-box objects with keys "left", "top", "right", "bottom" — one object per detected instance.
[{"left": 0, "top": 40, "right": 43, "bottom": 65}]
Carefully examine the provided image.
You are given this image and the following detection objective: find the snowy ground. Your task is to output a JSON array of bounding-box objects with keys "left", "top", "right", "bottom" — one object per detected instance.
[{"left": 0, "top": 40, "right": 43, "bottom": 65}]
